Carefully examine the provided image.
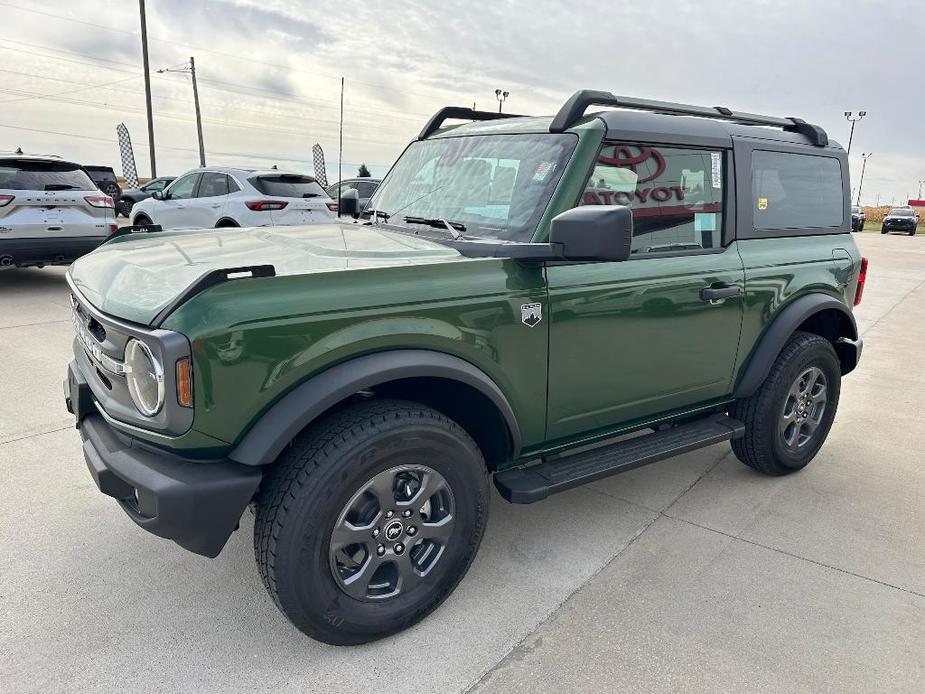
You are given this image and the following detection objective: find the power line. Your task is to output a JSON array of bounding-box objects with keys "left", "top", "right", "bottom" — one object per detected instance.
[{"left": 0, "top": 73, "right": 140, "bottom": 104}]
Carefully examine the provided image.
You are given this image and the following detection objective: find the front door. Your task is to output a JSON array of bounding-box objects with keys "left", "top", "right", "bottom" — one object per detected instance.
[
  {"left": 545, "top": 142, "right": 745, "bottom": 441},
  {"left": 155, "top": 172, "right": 200, "bottom": 228}
]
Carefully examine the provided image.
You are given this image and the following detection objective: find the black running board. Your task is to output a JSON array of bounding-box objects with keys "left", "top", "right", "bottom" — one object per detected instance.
[{"left": 494, "top": 414, "right": 744, "bottom": 504}]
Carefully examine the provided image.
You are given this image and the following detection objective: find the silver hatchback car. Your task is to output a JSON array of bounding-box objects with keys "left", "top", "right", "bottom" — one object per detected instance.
[{"left": 0, "top": 153, "right": 117, "bottom": 269}]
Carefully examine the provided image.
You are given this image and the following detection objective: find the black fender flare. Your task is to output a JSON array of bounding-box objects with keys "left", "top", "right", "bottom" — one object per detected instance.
[
  {"left": 228, "top": 350, "right": 522, "bottom": 466},
  {"left": 734, "top": 294, "right": 859, "bottom": 399}
]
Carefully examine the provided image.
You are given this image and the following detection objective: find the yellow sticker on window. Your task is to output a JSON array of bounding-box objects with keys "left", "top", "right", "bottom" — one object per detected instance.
[{"left": 757, "top": 197, "right": 768, "bottom": 210}]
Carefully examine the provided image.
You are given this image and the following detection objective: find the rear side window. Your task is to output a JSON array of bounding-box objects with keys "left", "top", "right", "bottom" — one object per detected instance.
[
  {"left": 751, "top": 151, "right": 843, "bottom": 229},
  {"left": 197, "top": 172, "right": 229, "bottom": 198},
  {"left": 251, "top": 174, "right": 325, "bottom": 198},
  {"left": 0, "top": 159, "right": 95, "bottom": 191},
  {"left": 581, "top": 144, "right": 724, "bottom": 254}
]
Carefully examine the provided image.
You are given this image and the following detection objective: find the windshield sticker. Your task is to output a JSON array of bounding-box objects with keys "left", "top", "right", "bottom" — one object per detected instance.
[
  {"left": 532, "top": 162, "right": 555, "bottom": 182},
  {"left": 757, "top": 197, "right": 769, "bottom": 210},
  {"left": 711, "top": 152, "right": 722, "bottom": 189},
  {"left": 694, "top": 213, "right": 717, "bottom": 232}
]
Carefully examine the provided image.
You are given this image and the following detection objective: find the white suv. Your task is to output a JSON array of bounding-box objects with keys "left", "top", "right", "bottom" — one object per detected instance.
[
  {"left": 129, "top": 167, "right": 337, "bottom": 230},
  {"left": 0, "top": 153, "right": 117, "bottom": 269}
]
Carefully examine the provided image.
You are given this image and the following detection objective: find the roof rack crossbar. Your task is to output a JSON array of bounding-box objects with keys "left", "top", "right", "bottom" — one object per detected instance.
[
  {"left": 418, "top": 107, "right": 525, "bottom": 140},
  {"left": 550, "top": 90, "right": 828, "bottom": 146}
]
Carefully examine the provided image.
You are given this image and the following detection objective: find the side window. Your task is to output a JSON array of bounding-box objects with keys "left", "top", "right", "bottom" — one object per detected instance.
[
  {"left": 751, "top": 151, "right": 843, "bottom": 230},
  {"left": 145, "top": 180, "right": 166, "bottom": 192},
  {"left": 356, "top": 181, "right": 377, "bottom": 198},
  {"left": 226, "top": 176, "right": 240, "bottom": 193},
  {"left": 581, "top": 144, "right": 724, "bottom": 254},
  {"left": 166, "top": 173, "right": 199, "bottom": 200},
  {"left": 197, "top": 172, "right": 229, "bottom": 198}
]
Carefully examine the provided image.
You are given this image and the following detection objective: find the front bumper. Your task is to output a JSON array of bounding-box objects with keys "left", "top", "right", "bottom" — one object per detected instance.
[
  {"left": 65, "top": 361, "right": 261, "bottom": 558},
  {"left": 883, "top": 221, "right": 915, "bottom": 231}
]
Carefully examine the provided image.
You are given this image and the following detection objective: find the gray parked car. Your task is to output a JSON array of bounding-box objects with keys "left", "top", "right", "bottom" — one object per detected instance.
[{"left": 116, "top": 176, "right": 176, "bottom": 218}]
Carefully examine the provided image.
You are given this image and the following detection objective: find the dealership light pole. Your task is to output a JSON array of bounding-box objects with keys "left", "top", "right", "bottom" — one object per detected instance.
[
  {"left": 918, "top": 179, "right": 924, "bottom": 200},
  {"left": 139, "top": 0, "right": 156, "bottom": 176},
  {"left": 856, "top": 152, "right": 872, "bottom": 205},
  {"left": 495, "top": 89, "right": 509, "bottom": 113},
  {"left": 157, "top": 57, "right": 206, "bottom": 167},
  {"left": 844, "top": 111, "right": 866, "bottom": 156}
]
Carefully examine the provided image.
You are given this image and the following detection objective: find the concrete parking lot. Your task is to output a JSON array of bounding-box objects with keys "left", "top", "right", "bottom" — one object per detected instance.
[{"left": 1, "top": 232, "right": 923, "bottom": 694}]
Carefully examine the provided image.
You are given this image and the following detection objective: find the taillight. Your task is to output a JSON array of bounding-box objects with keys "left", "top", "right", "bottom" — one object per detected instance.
[
  {"left": 326, "top": 201, "right": 338, "bottom": 212},
  {"left": 854, "top": 256, "right": 868, "bottom": 306},
  {"left": 85, "top": 195, "right": 114, "bottom": 208},
  {"left": 245, "top": 200, "right": 288, "bottom": 211},
  {"left": 109, "top": 224, "right": 118, "bottom": 234},
  {"left": 0, "top": 194, "right": 14, "bottom": 207}
]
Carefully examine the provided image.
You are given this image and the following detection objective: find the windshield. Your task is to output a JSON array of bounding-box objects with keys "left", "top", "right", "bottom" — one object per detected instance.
[
  {"left": 0, "top": 159, "right": 95, "bottom": 191},
  {"left": 889, "top": 208, "right": 914, "bottom": 216},
  {"left": 851, "top": 206, "right": 860, "bottom": 213},
  {"left": 366, "top": 133, "right": 577, "bottom": 242}
]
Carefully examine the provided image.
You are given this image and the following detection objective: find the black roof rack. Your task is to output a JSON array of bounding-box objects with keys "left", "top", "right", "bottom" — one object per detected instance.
[
  {"left": 418, "top": 107, "right": 525, "bottom": 140},
  {"left": 550, "top": 90, "right": 828, "bottom": 147}
]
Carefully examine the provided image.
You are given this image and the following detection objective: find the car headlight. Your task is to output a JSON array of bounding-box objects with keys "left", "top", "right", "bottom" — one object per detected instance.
[{"left": 125, "top": 339, "right": 165, "bottom": 416}]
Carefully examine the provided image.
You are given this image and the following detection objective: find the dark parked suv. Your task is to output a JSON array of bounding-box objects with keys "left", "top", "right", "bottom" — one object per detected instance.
[
  {"left": 64, "top": 90, "right": 865, "bottom": 645},
  {"left": 881, "top": 207, "right": 918, "bottom": 235},
  {"left": 84, "top": 165, "right": 121, "bottom": 203},
  {"left": 851, "top": 205, "right": 865, "bottom": 231}
]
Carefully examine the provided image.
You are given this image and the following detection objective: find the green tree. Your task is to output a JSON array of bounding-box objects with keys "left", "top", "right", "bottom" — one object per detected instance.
[{"left": 357, "top": 163, "right": 371, "bottom": 177}]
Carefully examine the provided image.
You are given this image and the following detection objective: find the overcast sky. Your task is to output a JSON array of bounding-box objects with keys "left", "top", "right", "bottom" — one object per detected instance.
[{"left": 1, "top": 0, "right": 922, "bottom": 204}]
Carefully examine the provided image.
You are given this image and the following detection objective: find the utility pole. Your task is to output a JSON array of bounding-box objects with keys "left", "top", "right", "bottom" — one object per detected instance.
[
  {"left": 337, "top": 76, "right": 344, "bottom": 216},
  {"left": 495, "top": 89, "right": 509, "bottom": 113},
  {"left": 857, "top": 152, "right": 872, "bottom": 206},
  {"left": 843, "top": 111, "right": 866, "bottom": 156},
  {"left": 139, "top": 0, "right": 156, "bottom": 176},
  {"left": 918, "top": 179, "right": 924, "bottom": 200},
  {"left": 190, "top": 57, "right": 205, "bottom": 167},
  {"left": 156, "top": 57, "right": 206, "bottom": 166}
]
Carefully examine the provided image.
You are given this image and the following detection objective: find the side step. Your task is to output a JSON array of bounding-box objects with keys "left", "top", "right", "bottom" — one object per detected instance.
[{"left": 494, "top": 414, "right": 744, "bottom": 504}]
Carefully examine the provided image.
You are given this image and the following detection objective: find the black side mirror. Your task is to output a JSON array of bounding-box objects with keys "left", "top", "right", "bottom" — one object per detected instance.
[
  {"left": 338, "top": 188, "right": 360, "bottom": 219},
  {"left": 152, "top": 190, "right": 165, "bottom": 201},
  {"left": 550, "top": 205, "right": 633, "bottom": 261}
]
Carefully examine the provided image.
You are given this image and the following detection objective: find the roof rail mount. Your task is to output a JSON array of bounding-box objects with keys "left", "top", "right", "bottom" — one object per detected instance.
[
  {"left": 150, "top": 265, "right": 276, "bottom": 327},
  {"left": 550, "top": 89, "right": 829, "bottom": 147},
  {"left": 418, "top": 107, "right": 525, "bottom": 140}
]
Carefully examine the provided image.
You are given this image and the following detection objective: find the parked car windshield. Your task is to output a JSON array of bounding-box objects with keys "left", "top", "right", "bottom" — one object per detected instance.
[
  {"left": 250, "top": 174, "right": 326, "bottom": 198},
  {"left": 889, "top": 208, "right": 914, "bottom": 216},
  {"left": 851, "top": 206, "right": 860, "bottom": 213},
  {"left": 0, "top": 159, "right": 95, "bottom": 191},
  {"left": 366, "top": 133, "right": 577, "bottom": 242}
]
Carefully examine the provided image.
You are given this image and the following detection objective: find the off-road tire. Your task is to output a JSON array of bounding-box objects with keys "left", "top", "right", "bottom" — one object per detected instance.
[
  {"left": 253, "top": 399, "right": 489, "bottom": 645},
  {"left": 730, "top": 331, "right": 841, "bottom": 475}
]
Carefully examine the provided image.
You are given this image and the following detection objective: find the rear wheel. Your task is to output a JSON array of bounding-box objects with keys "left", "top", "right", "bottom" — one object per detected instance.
[
  {"left": 253, "top": 399, "right": 489, "bottom": 645},
  {"left": 132, "top": 213, "right": 152, "bottom": 226},
  {"left": 730, "top": 332, "right": 840, "bottom": 475}
]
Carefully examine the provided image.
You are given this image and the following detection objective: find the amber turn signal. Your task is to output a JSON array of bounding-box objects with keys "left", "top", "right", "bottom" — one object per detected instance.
[{"left": 176, "top": 358, "right": 193, "bottom": 408}]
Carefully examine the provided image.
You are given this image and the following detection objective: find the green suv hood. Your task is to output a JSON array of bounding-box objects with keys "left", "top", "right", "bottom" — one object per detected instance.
[{"left": 69, "top": 223, "right": 465, "bottom": 325}]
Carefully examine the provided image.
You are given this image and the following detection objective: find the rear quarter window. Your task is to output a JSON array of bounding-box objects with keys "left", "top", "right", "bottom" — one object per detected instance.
[
  {"left": 751, "top": 151, "right": 843, "bottom": 230},
  {"left": 251, "top": 175, "right": 325, "bottom": 198},
  {"left": 0, "top": 160, "right": 95, "bottom": 191}
]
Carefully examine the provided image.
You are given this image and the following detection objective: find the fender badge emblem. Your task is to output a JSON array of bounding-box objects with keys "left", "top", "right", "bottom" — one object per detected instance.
[{"left": 521, "top": 303, "right": 542, "bottom": 328}]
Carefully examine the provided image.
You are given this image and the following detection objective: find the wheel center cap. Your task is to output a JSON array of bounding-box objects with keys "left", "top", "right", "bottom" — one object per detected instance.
[{"left": 384, "top": 520, "right": 404, "bottom": 542}]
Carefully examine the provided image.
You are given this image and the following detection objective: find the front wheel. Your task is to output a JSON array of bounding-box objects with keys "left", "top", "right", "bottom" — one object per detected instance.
[
  {"left": 253, "top": 399, "right": 489, "bottom": 645},
  {"left": 881, "top": 226, "right": 888, "bottom": 234},
  {"left": 730, "top": 332, "right": 841, "bottom": 475}
]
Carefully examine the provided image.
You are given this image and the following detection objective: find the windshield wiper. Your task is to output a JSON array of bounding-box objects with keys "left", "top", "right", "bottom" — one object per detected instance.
[{"left": 403, "top": 216, "right": 465, "bottom": 239}]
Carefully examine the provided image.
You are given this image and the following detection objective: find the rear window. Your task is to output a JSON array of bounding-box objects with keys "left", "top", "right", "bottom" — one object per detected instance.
[
  {"left": 751, "top": 151, "right": 844, "bottom": 230},
  {"left": 250, "top": 174, "right": 325, "bottom": 198},
  {"left": 0, "top": 159, "right": 95, "bottom": 191}
]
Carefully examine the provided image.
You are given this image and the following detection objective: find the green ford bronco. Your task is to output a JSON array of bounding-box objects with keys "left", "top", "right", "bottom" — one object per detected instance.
[{"left": 65, "top": 90, "right": 866, "bottom": 644}]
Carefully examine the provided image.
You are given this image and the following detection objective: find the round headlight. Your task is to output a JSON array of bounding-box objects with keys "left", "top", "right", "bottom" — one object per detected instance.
[{"left": 125, "top": 339, "right": 164, "bottom": 416}]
